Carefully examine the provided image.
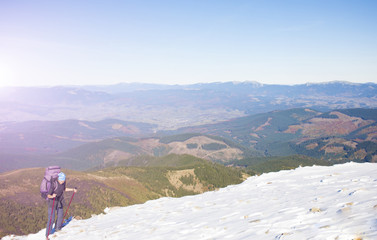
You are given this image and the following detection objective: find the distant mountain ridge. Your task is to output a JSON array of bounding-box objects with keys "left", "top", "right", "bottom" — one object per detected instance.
[
  {"left": 0, "top": 133, "right": 251, "bottom": 172},
  {"left": 169, "top": 108, "right": 377, "bottom": 162},
  {"left": 1, "top": 81, "right": 376, "bottom": 130},
  {"left": 0, "top": 108, "right": 376, "bottom": 173},
  {"left": 0, "top": 119, "right": 156, "bottom": 155}
]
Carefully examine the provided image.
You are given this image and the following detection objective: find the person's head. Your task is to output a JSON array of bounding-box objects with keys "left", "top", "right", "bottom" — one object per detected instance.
[{"left": 58, "top": 172, "right": 66, "bottom": 184}]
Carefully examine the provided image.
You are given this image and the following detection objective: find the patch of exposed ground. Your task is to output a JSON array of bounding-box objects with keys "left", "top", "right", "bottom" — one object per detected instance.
[
  {"left": 112, "top": 124, "right": 141, "bottom": 135},
  {"left": 255, "top": 117, "right": 272, "bottom": 131},
  {"left": 324, "top": 138, "right": 357, "bottom": 148},
  {"left": 322, "top": 146, "right": 344, "bottom": 154},
  {"left": 285, "top": 125, "right": 302, "bottom": 134},
  {"left": 354, "top": 149, "right": 367, "bottom": 159},
  {"left": 79, "top": 122, "right": 96, "bottom": 130},
  {"left": 358, "top": 125, "right": 377, "bottom": 142},
  {"left": 102, "top": 139, "right": 165, "bottom": 164},
  {"left": 53, "top": 135, "right": 101, "bottom": 142},
  {"left": 167, "top": 136, "right": 243, "bottom": 162},
  {"left": 241, "top": 172, "right": 250, "bottom": 181},
  {"left": 285, "top": 111, "right": 374, "bottom": 137},
  {"left": 306, "top": 143, "right": 318, "bottom": 150},
  {"left": 104, "top": 150, "right": 134, "bottom": 164},
  {"left": 314, "top": 138, "right": 358, "bottom": 154},
  {"left": 134, "top": 138, "right": 163, "bottom": 153},
  {"left": 249, "top": 133, "right": 260, "bottom": 138},
  {"left": 166, "top": 169, "right": 204, "bottom": 193},
  {"left": 86, "top": 173, "right": 134, "bottom": 181}
]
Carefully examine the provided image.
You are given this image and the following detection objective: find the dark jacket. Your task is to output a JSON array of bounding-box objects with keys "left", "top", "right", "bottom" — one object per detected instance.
[{"left": 47, "top": 181, "right": 66, "bottom": 208}]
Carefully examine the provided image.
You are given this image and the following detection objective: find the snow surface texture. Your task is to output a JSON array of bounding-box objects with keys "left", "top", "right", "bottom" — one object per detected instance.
[{"left": 4, "top": 162, "right": 377, "bottom": 240}]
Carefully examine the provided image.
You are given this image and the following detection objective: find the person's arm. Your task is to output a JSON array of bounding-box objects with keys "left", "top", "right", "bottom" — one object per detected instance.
[{"left": 47, "top": 181, "right": 57, "bottom": 198}]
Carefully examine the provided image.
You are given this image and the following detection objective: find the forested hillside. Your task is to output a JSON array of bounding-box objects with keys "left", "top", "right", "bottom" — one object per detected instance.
[
  {"left": 1, "top": 108, "right": 376, "bottom": 173},
  {"left": 172, "top": 108, "right": 377, "bottom": 162},
  {"left": 0, "top": 154, "right": 245, "bottom": 238}
]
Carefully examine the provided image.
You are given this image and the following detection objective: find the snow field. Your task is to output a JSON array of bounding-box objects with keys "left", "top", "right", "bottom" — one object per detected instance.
[{"left": 3, "top": 162, "right": 377, "bottom": 240}]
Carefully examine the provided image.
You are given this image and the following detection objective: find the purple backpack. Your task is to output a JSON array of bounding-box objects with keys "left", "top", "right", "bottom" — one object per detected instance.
[{"left": 40, "top": 166, "right": 61, "bottom": 200}]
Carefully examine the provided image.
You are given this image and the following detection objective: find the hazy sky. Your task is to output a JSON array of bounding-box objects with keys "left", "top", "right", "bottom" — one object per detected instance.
[{"left": 0, "top": 0, "right": 376, "bottom": 87}]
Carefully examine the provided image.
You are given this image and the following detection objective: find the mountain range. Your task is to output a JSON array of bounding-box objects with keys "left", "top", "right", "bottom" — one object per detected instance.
[
  {"left": 0, "top": 107, "right": 376, "bottom": 173},
  {"left": 1, "top": 81, "right": 376, "bottom": 130},
  {"left": 1, "top": 81, "right": 376, "bottom": 238},
  {"left": 170, "top": 108, "right": 377, "bottom": 162}
]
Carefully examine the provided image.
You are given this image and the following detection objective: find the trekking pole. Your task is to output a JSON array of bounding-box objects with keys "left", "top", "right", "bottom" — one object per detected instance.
[
  {"left": 47, "top": 198, "right": 55, "bottom": 238},
  {"left": 63, "top": 191, "right": 75, "bottom": 220}
]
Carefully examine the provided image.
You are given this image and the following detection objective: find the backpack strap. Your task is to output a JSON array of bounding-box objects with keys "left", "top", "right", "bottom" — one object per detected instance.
[
  {"left": 52, "top": 177, "right": 59, "bottom": 191},
  {"left": 46, "top": 177, "right": 57, "bottom": 196},
  {"left": 45, "top": 176, "right": 49, "bottom": 193}
]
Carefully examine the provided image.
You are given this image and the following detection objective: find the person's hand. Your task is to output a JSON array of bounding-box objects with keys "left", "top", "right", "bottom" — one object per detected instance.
[
  {"left": 73, "top": 188, "right": 77, "bottom": 193},
  {"left": 48, "top": 193, "right": 57, "bottom": 199}
]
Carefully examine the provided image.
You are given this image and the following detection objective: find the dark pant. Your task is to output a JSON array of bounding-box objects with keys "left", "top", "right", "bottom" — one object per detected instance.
[{"left": 46, "top": 206, "right": 63, "bottom": 236}]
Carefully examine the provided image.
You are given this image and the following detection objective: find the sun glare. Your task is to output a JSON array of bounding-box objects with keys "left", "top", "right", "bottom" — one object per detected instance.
[{"left": 0, "top": 64, "right": 14, "bottom": 87}]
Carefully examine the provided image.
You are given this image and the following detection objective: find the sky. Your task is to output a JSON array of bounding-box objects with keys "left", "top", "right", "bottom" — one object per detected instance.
[{"left": 0, "top": 0, "right": 376, "bottom": 87}]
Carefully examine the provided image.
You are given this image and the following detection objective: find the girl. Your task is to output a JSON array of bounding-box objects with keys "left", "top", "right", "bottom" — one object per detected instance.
[{"left": 46, "top": 172, "right": 77, "bottom": 240}]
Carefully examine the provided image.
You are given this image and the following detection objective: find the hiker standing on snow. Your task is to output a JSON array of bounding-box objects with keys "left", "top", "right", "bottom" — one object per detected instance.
[{"left": 46, "top": 172, "right": 77, "bottom": 239}]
